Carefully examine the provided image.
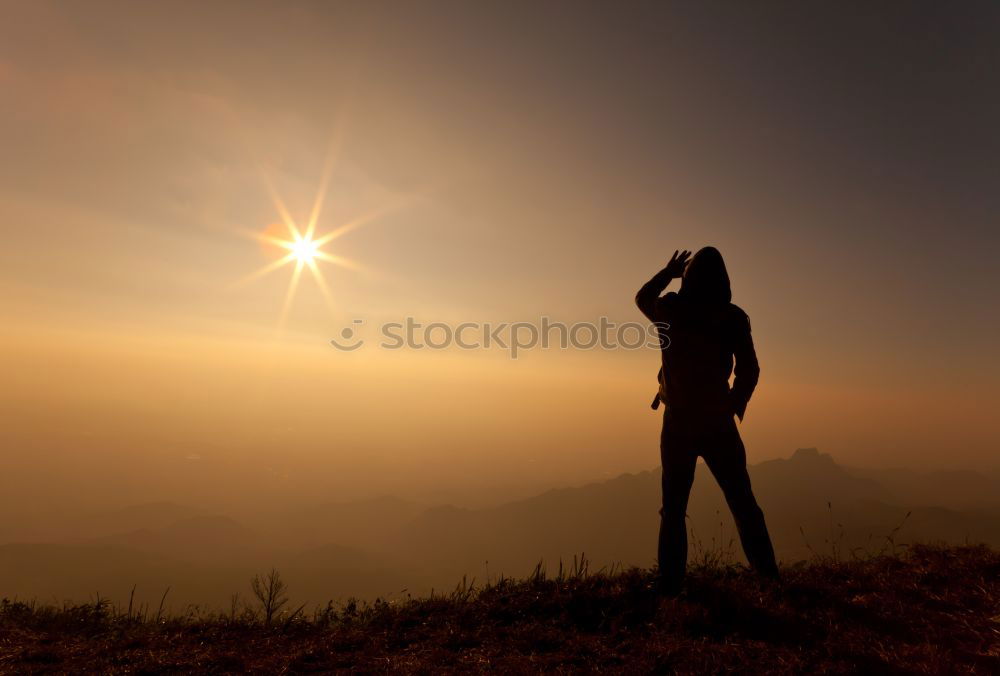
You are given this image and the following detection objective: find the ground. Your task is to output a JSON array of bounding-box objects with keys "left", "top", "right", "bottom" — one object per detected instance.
[{"left": 1, "top": 544, "right": 998, "bottom": 674}]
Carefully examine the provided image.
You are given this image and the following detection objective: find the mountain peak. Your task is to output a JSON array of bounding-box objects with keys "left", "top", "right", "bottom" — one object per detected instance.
[{"left": 791, "top": 447, "right": 833, "bottom": 463}]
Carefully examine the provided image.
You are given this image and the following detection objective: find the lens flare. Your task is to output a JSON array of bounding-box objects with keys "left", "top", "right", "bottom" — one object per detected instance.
[
  {"left": 233, "top": 126, "right": 425, "bottom": 329},
  {"left": 291, "top": 237, "right": 319, "bottom": 263}
]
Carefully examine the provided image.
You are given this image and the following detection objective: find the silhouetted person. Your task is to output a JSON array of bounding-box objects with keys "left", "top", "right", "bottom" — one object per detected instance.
[{"left": 636, "top": 247, "right": 778, "bottom": 595}]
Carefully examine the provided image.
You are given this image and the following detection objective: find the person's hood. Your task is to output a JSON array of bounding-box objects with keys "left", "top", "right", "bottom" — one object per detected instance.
[{"left": 679, "top": 246, "right": 731, "bottom": 305}]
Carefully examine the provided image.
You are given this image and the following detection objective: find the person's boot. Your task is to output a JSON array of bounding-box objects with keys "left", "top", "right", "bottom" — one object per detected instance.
[{"left": 652, "top": 575, "right": 684, "bottom": 598}]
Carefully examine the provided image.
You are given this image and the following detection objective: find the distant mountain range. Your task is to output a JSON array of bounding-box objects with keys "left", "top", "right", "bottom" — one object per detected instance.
[{"left": 2, "top": 449, "right": 998, "bottom": 609}]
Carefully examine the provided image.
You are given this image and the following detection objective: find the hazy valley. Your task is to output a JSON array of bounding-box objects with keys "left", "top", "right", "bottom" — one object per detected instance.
[{"left": 3, "top": 448, "right": 999, "bottom": 612}]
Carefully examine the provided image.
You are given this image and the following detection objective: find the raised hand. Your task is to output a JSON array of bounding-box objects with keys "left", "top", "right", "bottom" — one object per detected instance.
[
  {"left": 663, "top": 249, "right": 692, "bottom": 279},
  {"left": 636, "top": 249, "right": 692, "bottom": 320}
]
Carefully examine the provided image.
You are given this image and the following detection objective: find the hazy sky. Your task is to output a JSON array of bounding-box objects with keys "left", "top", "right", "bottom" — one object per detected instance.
[{"left": 2, "top": 1, "right": 998, "bottom": 514}]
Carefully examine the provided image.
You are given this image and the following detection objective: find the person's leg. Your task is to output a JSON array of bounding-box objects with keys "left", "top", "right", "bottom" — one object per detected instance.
[
  {"left": 658, "top": 414, "right": 698, "bottom": 593},
  {"left": 702, "top": 421, "right": 779, "bottom": 578}
]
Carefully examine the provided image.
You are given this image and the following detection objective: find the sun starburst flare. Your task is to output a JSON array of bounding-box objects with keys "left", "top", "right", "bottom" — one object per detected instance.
[
  {"left": 247, "top": 215, "right": 372, "bottom": 327},
  {"left": 231, "top": 126, "right": 437, "bottom": 330},
  {"left": 234, "top": 147, "right": 380, "bottom": 328}
]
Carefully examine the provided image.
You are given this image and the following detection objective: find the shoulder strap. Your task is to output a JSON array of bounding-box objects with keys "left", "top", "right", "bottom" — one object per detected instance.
[{"left": 650, "top": 367, "right": 663, "bottom": 410}]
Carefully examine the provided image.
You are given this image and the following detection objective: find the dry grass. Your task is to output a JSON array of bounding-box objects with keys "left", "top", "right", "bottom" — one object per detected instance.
[{"left": 1, "top": 544, "right": 998, "bottom": 673}]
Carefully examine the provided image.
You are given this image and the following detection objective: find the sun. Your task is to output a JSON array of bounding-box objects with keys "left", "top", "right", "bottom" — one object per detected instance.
[
  {"left": 291, "top": 236, "right": 319, "bottom": 263},
  {"left": 248, "top": 218, "right": 358, "bottom": 327}
]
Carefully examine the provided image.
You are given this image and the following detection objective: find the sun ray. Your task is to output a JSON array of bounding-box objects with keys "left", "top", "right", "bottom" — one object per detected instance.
[
  {"left": 229, "top": 252, "right": 298, "bottom": 290},
  {"left": 313, "top": 250, "right": 371, "bottom": 274},
  {"left": 306, "top": 259, "right": 338, "bottom": 313},
  {"left": 312, "top": 200, "right": 406, "bottom": 248},
  {"left": 276, "top": 259, "right": 305, "bottom": 330},
  {"left": 261, "top": 235, "right": 298, "bottom": 251},
  {"left": 304, "top": 125, "right": 346, "bottom": 242}
]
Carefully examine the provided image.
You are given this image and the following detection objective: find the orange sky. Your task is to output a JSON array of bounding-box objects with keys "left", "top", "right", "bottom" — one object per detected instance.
[{"left": 1, "top": 2, "right": 998, "bottom": 513}]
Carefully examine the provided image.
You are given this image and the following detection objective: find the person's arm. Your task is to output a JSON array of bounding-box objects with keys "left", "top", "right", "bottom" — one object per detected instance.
[
  {"left": 730, "top": 311, "right": 760, "bottom": 422},
  {"left": 635, "top": 249, "right": 691, "bottom": 321}
]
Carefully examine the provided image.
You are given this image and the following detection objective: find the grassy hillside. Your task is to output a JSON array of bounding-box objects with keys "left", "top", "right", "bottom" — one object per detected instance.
[{"left": 2, "top": 544, "right": 997, "bottom": 673}]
